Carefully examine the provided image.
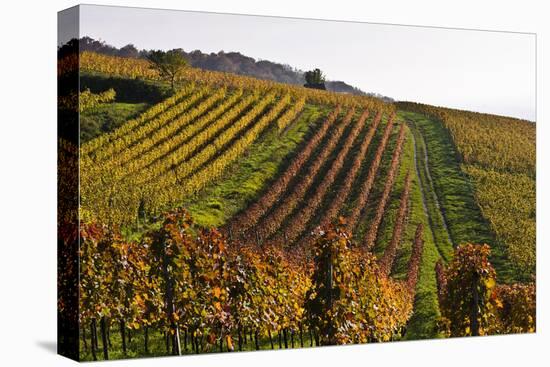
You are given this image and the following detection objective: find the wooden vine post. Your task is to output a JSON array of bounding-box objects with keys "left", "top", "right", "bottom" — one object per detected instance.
[{"left": 162, "top": 241, "right": 182, "bottom": 355}]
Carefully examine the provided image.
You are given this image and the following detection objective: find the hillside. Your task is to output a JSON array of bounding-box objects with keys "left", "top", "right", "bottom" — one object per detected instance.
[
  {"left": 58, "top": 49, "right": 535, "bottom": 361},
  {"left": 77, "top": 37, "right": 394, "bottom": 101},
  {"left": 397, "top": 102, "right": 536, "bottom": 281}
]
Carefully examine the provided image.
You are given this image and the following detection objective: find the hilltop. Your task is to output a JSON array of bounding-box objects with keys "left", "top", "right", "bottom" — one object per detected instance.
[{"left": 77, "top": 36, "right": 394, "bottom": 102}]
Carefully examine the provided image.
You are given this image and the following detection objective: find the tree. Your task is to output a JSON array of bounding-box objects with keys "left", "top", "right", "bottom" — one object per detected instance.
[
  {"left": 146, "top": 50, "right": 188, "bottom": 91},
  {"left": 304, "top": 68, "right": 326, "bottom": 90},
  {"left": 118, "top": 44, "right": 140, "bottom": 58}
]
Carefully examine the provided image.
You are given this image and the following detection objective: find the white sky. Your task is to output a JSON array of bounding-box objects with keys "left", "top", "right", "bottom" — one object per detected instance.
[{"left": 75, "top": 4, "right": 536, "bottom": 121}]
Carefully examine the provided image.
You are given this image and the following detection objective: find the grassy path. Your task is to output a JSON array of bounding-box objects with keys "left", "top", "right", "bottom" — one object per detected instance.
[
  {"left": 410, "top": 127, "right": 443, "bottom": 260},
  {"left": 364, "top": 119, "right": 441, "bottom": 340},
  {"left": 399, "top": 111, "right": 494, "bottom": 249},
  {"left": 397, "top": 118, "right": 453, "bottom": 339},
  {"left": 408, "top": 119, "right": 454, "bottom": 261},
  {"left": 398, "top": 112, "right": 527, "bottom": 280}
]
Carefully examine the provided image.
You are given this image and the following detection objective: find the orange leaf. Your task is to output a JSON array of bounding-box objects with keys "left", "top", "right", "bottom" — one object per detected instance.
[
  {"left": 213, "top": 286, "right": 221, "bottom": 298},
  {"left": 226, "top": 335, "right": 234, "bottom": 351}
]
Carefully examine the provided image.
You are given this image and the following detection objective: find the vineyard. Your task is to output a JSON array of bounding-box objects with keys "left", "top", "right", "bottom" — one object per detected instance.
[
  {"left": 397, "top": 103, "right": 536, "bottom": 281},
  {"left": 58, "top": 50, "right": 536, "bottom": 361}
]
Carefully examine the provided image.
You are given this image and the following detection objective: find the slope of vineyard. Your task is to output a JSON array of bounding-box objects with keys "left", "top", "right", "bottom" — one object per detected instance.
[
  {"left": 271, "top": 109, "right": 367, "bottom": 245},
  {"left": 253, "top": 107, "right": 355, "bottom": 242},
  {"left": 64, "top": 49, "right": 536, "bottom": 360},
  {"left": 397, "top": 103, "right": 535, "bottom": 281},
  {"left": 400, "top": 111, "right": 493, "bottom": 258},
  {"left": 74, "top": 210, "right": 426, "bottom": 360},
  {"left": 186, "top": 104, "right": 329, "bottom": 227},
  {"left": 79, "top": 51, "right": 396, "bottom": 229},
  {"left": 367, "top": 122, "right": 449, "bottom": 339},
  {"left": 81, "top": 85, "right": 308, "bottom": 226}
]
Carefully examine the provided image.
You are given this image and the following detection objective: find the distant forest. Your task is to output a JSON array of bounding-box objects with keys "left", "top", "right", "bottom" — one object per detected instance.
[{"left": 78, "top": 37, "right": 393, "bottom": 101}]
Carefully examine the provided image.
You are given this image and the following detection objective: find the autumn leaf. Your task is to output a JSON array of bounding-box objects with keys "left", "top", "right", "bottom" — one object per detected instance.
[
  {"left": 213, "top": 286, "right": 221, "bottom": 298},
  {"left": 226, "top": 335, "right": 234, "bottom": 351}
]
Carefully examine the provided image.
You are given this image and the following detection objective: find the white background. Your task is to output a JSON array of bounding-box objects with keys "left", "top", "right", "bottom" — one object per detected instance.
[{"left": 0, "top": 0, "right": 547, "bottom": 366}]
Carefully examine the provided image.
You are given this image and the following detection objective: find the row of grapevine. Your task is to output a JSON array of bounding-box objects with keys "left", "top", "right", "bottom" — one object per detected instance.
[
  {"left": 363, "top": 124, "right": 407, "bottom": 250},
  {"left": 378, "top": 171, "right": 412, "bottom": 275},
  {"left": 124, "top": 90, "right": 256, "bottom": 184},
  {"left": 92, "top": 92, "right": 272, "bottom": 221},
  {"left": 178, "top": 94, "right": 301, "bottom": 198},
  {"left": 495, "top": 283, "right": 536, "bottom": 333},
  {"left": 76, "top": 88, "right": 116, "bottom": 112},
  {"left": 435, "top": 259, "right": 447, "bottom": 301},
  {"left": 91, "top": 88, "right": 210, "bottom": 162},
  {"left": 70, "top": 209, "right": 533, "bottom": 361},
  {"left": 462, "top": 165, "right": 535, "bottom": 273},
  {"left": 397, "top": 102, "right": 535, "bottom": 176},
  {"left": 81, "top": 90, "right": 306, "bottom": 227},
  {"left": 254, "top": 108, "right": 356, "bottom": 240},
  {"left": 438, "top": 243, "right": 496, "bottom": 337},
  {"left": 153, "top": 93, "right": 277, "bottom": 187},
  {"left": 93, "top": 88, "right": 228, "bottom": 173},
  {"left": 229, "top": 107, "right": 341, "bottom": 236},
  {"left": 435, "top": 243, "right": 535, "bottom": 337},
  {"left": 169, "top": 94, "right": 279, "bottom": 185},
  {"left": 317, "top": 111, "right": 382, "bottom": 229},
  {"left": 120, "top": 89, "right": 245, "bottom": 179},
  {"left": 306, "top": 220, "right": 414, "bottom": 345},
  {"left": 273, "top": 109, "right": 370, "bottom": 246},
  {"left": 81, "top": 83, "right": 198, "bottom": 158},
  {"left": 346, "top": 113, "right": 396, "bottom": 231},
  {"left": 58, "top": 138, "right": 79, "bottom": 224},
  {"left": 277, "top": 97, "right": 306, "bottom": 130},
  {"left": 58, "top": 137, "right": 79, "bottom": 360},
  {"left": 74, "top": 209, "right": 417, "bottom": 360},
  {"left": 97, "top": 93, "right": 287, "bottom": 220},
  {"left": 57, "top": 52, "right": 78, "bottom": 78},
  {"left": 406, "top": 223, "right": 424, "bottom": 290}
]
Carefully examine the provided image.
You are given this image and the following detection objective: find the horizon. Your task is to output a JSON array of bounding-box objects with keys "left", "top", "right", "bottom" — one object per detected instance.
[{"left": 68, "top": 5, "right": 535, "bottom": 121}]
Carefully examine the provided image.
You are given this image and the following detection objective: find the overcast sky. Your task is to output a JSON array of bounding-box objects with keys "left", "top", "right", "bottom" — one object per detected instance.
[{"left": 71, "top": 4, "right": 535, "bottom": 120}]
